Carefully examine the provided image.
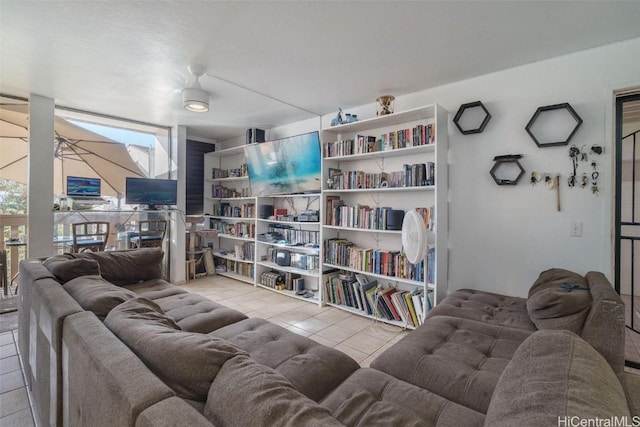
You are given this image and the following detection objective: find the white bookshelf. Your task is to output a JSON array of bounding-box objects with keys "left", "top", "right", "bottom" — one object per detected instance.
[{"left": 320, "top": 104, "right": 449, "bottom": 328}]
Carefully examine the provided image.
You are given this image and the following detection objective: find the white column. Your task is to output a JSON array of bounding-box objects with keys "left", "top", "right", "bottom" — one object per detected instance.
[
  {"left": 27, "top": 95, "right": 55, "bottom": 258},
  {"left": 170, "top": 125, "right": 187, "bottom": 283}
]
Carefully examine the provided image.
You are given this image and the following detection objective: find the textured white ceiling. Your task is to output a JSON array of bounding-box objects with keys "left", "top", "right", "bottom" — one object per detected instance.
[{"left": 1, "top": 1, "right": 640, "bottom": 141}]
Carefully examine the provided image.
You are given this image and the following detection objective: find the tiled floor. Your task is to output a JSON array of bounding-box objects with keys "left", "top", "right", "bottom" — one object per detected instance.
[
  {"left": 181, "top": 275, "right": 411, "bottom": 366},
  {"left": 0, "top": 329, "right": 34, "bottom": 426}
]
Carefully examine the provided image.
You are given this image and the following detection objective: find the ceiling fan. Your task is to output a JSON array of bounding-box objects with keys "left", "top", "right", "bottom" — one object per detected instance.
[{"left": 181, "top": 64, "right": 209, "bottom": 113}]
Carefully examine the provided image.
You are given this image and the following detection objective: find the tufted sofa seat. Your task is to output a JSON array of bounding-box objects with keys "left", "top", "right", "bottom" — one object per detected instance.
[
  {"left": 321, "top": 368, "right": 486, "bottom": 426},
  {"left": 210, "top": 317, "right": 360, "bottom": 402},
  {"left": 370, "top": 315, "right": 533, "bottom": 413},
  {"left": 427, "top": 289, "right": 536, "bottom": 331}
]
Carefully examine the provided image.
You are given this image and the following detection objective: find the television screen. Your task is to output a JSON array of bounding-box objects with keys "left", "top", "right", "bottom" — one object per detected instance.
[
  {"left": 67, "top": 176, "right": 101, "bottom": 197},
  {"left": 244, "top": 131, "right": 321, "bottom": 196},
  {"left": 125, "top": 177, "right": 178, "bottom": 207}
]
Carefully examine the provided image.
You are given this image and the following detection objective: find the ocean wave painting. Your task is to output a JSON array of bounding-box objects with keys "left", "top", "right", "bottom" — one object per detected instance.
[{"left": 244, "top": 131, "right": 322, "bottom": 196}]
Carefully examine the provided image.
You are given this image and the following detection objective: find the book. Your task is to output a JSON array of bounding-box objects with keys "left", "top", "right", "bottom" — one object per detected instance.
[{"left": 380, "top": 287, "right": 400, "bottom": 321}]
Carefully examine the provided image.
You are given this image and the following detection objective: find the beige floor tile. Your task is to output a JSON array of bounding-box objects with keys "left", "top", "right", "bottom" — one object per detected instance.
[
  {"left": 285, "top": 325, "right": 313, "bottom": 337},
  {"left": 0, "top": 355, "right": 20, "bottom": 375},
  {"left": 0, "top": 333, "right": 13, "bottom": 347},
  {"left": 360, "top": 323, "right": 405, "bottom": 341},
  {"left": 0, "top": 343, "right": 17, "bottom": 360},
  {"left": 333, "top": 343, "right": 369, "bottom": 364},
  {"left": 308, "top": 334, "right": 339, "bottom": 348},
  {"left": 293, "top": 317, "right": 330, "bottom": 334},
  {"left": 0, "top": 370, "right": 24, "bottom": 394},
  {"left": 341, "top": 331, "right": 388, "bottom": 355},
  {"left": 334, "top": 315, "right": 374, "bottom": 332},
  {"left": 0, "top": 407, "right": 34, "bottom": 427},
  {"left": 0, "top": 387, "right": 30, "bottom": 418},
  {"left": 314, "top": 324, "right": 358, "bottom": 343},
  {"left": 312, "top": 308, "right": 353, "bottom": 325}
]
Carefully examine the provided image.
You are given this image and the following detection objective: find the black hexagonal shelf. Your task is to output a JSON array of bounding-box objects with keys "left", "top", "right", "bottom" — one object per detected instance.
[
  {"left": 490, "top": 154, "right": 525, "bottom": 185},
  {"left": 453, "top": 101, "right": 491, "bottom": 135},
  {"left": 525, "top": 103, "right": 583, "bottom": 148}
]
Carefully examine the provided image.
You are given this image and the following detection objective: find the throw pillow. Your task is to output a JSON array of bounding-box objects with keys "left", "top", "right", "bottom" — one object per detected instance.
[
  {"left": 484, "top": 330, "right": 630, "bottom": 427},
  {"left": 75, "top": 247, "right": 164, "bottom": 285},
  {"left": 63, "top": 275, "right": 137, "bottom": 318},
  {"left": 104, "top": 297, "right": 246, "bottom": 401},
  {"left": 204, "top": 355, "right": 342, "bottom": 427},
  {"left": 43, "top": 255, "right": 101, "bottom": 284},
  {"left": 526, "top": 268, "right": 592, "bottom": 333}
]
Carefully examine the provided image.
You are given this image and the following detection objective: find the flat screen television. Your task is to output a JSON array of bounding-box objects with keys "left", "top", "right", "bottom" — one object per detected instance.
[
  {"left": 67, "top": 176, "right": 101, "bottom": 197},
  {"left": 125, "top": 177, "right": 178, "bottom": 208},
  {"left": 244, "top": 131, "right": 321, "bottom": 196}
]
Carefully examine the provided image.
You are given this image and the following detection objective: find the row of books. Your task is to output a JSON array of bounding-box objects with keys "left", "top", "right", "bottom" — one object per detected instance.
[
  {"left": 260, "top": 270, "right": 303, "bottom": 291},
  {"left": 214, "top": 258, "right": 254, "bottom": 278},
  {"left": 211, "top": 184, "right": 251, "bottom": 199},
  {"left": 325, "top": 201, "right": 401, "bottom": 231},
  {"left": 323, "top": 124, "right": 435, "bottom": 158},
  {"left": 323, "top": 271, "right": 433, "bottom": 327},
  {"left": 212, "top": 202, "right": 255, "bottom": 218},
  {"left": 327, "top": 163, "right": 434, "bottom": 190},
  {"left": 211, "top": 164, "right": 247, "bottom": 179},
  {"left": 323, "top": 238, "right": 424, "bottom": 281},
  {"left": 209, "top": 219, "right": 255, "bottom": 239},
  {"left": 415, "top": 207, "right": 435, "bottom": 231},
  {"left": 381, "top": 123, "right": 435, "bottom": 150}
]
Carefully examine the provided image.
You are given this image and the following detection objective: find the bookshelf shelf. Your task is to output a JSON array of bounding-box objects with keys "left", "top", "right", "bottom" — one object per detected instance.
[
  {"left": 321, "top": 103, "right": 448, "bottom": 329},
  {"left": 256, "top": 283, "right": 320, "bottom": 304},
  {"left": 217, "top": 271, "right": 254, "bottom": 284},
  {"left": 212, "top": 251, "right": 254, "bottom": 264},
  {"left": 205, "top": 176, "right": 249, "bottom": 183},
  {"left": 256, "top": 261, "right": 320, "bottom": 278},
  {"left": 325, "top": 302, "right": 416, "bottom": 330}
]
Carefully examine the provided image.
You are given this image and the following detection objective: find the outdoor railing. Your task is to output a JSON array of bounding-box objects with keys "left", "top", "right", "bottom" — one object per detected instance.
[{"left": 0, "top": 214, "right": 28, "bottom": 283}]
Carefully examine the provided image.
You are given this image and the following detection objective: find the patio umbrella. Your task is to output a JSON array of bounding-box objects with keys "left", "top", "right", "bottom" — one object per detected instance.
[{"left": 0, "top": 104, "right": 146, "bottom": 197}]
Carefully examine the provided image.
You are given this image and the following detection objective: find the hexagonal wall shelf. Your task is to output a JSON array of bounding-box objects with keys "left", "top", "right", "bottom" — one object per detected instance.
[
  {"left": 490, "top": 154, "right": 525, "bottom": 185},
  {"left": 453, "top": 101, "right": 492, "bottom": 134},
  {"left": 525, "top": 103, "right": 583, "bottom": 147}
]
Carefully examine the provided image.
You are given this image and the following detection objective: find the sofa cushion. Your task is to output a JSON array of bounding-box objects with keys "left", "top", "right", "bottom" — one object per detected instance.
[
  {"left": 63, "top": 275, "right": 137, "bottom": 319},
  {"left": 125, "top": 278, "right": 189, "bottom": 300},
  {"left": 74, "top": 247, "right": 164, "bottom": 286},
  {"left": 426, "top": 289, "right": 536, "bottom": 331},
  {"left": 484, "top": 330, "right": 631, "bottom": 427},
  {"left": 527, "top": 268, "right": 592, "bottom": 334},
  {"left": 153, "top": 292, "right": 248, "bottom": 334},
  {"left": 205, "top": 355, "right": 342, "bottom": 427},
  {"left": 104, "top": 297, "right": 246, "bottom": 401},
  {"left": 43, "top": 255, "right": 101, "bottom": 284},
  {"left": 322, "top": 368, "right": 485, "bottom": 427},
  {"left": 370, "top": 315, "right": 533, "bottom": 413},
  {"left": 210, "top": 317, "right": 360, "bottom": 402}
]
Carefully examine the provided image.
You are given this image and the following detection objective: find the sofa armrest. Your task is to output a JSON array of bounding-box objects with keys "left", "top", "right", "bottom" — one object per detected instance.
[
  {"left": 581, "top": 272, "right": 625, "bottom": 373},
  {"left": 62, "top": 311, "right": 175, "bottom": 426},
  {"left": 30, "top": 279, "right": 83, "bottom": 427}
]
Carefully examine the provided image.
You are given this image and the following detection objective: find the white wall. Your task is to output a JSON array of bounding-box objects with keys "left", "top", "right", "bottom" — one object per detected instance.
[{"left": 282, "top": 37, "right": 640, "bottom": 297}]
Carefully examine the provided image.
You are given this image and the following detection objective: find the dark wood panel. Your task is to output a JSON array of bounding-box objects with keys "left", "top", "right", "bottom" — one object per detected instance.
[{"left": 186, "top": 140, "right": 215, "bottom": 215}]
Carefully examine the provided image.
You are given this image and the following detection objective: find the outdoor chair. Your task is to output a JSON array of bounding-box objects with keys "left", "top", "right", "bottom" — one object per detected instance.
[
  {"left": 129, "top": 219, "right": 167, "bottom": 249},
  {"left": 67, "top": 221, "right": 110, "bottom": 253}
]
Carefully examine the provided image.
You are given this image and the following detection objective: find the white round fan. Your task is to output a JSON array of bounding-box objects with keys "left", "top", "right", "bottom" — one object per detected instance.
[{"left": 402, "top": 209, "right": 429, "bottom": 264}]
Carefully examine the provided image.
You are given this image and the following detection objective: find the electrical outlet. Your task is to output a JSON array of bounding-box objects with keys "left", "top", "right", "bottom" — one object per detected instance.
[{"left": 570, "top": 221, "right": 583, "bottom": 237}]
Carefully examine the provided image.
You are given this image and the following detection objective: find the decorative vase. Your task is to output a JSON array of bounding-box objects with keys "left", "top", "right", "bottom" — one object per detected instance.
[{"left": 376, "top": 95, "right": 395, "bottom": 116}]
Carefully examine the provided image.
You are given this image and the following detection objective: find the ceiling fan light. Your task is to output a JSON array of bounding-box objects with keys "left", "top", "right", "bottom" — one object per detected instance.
[{"left": 182, "top": 87, "right": 210, "bottom": 112}]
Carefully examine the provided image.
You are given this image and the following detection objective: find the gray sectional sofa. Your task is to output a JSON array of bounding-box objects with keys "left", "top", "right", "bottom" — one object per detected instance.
[{"left": 18, "top": 248, "right": 639, "bottom": 426}]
